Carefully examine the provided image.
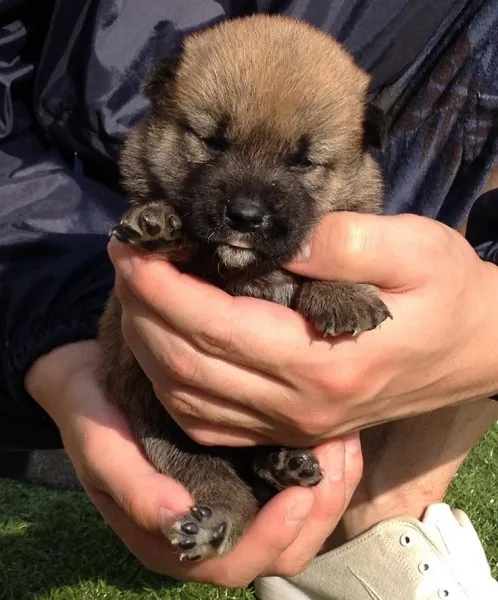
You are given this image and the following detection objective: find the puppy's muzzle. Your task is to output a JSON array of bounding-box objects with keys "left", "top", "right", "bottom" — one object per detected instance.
[{"left": 225, "top": 196, "right": 271, "bottom": 233}]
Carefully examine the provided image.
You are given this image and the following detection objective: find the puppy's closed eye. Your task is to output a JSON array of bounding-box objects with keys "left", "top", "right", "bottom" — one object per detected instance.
[
  {"left": 288, "top": 135, "right": 319, "bottom": 171},
  {"left": 202, "top": 132, "right": 230, "bottom": 152},
  {"left": 178, "top": 120, "right": 230, "bottom": 159},
  {"left": 289, "top": 154, "right": 315, "bottom": 171},
  {"left": 179, "top": 116, "right": 230, "bottom": 153}
]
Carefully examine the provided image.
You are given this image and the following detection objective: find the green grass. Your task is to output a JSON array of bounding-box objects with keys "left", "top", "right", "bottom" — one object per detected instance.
[
  {"left": 0, "top": 476, "right": 255, "bottom": 600},
  {"left": 445, "top": 424, "right": 497, "bottom": 575},
  {"left": 1, "top": 425, "right": 496, "bottom": 600}
]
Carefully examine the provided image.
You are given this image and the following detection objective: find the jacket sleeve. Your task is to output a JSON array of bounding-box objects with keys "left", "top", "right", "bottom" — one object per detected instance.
[
  {"left": 0, "top": 1, "right": 123, "bottom": 423},
  {"left": 0, "top": 127, "right": 127, "bottom": 422},
  {"left": 0, "top": 0, "right": 123, "bottom": 433}
]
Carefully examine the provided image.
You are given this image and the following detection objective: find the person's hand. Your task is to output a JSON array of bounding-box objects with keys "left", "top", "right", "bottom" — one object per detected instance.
[
  {"left": 108, "top": 212, "right": 498, "bottom": 449},
  {"left": 25, "top": 340, "right": 363, "bottom": 587}
]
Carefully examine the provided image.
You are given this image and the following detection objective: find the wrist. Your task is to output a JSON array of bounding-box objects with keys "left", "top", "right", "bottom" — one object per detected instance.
[{"left": 25, "top": 340, "right": 102, "bottom": 425}]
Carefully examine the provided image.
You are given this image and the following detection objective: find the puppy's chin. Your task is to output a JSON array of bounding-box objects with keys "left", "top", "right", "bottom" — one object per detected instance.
[{"left": 216, "top": 244, "right": 258, "bottom": 270}]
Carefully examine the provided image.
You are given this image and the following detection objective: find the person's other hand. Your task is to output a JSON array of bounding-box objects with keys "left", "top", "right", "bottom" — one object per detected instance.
[
  {"left": 109, "top": 213, "right": 498, "bottom": 449},
  {"left": 26, "top": 341, "right": 363, "bottom": 586}
]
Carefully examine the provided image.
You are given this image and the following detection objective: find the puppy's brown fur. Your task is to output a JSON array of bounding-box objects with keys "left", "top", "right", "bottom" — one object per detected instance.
[{"left": 99, "top": 15, "right": 390, "bottom": 562}]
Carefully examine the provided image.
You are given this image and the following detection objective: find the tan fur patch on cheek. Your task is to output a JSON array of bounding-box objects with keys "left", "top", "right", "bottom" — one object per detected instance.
[
  {"left": 150, "top": 124, "right": 178, "bottom": 158},
  {"left": 148, "top": 126, "right": 188, "bottom": 190},
  {"left": 302, "top": 166, "right": 334, "bottom": 198},
  {"left": 312, "top": 171, "right": 346, "bottom": 213}
]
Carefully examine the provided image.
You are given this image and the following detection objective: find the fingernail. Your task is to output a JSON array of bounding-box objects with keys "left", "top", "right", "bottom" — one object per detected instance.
[
  {"left": 325, "top": 440, "right": 345, "bottom": 482},
  {"left": 158, "top": 507, "right": 182, "bottom": 534},
  {"left": 285, "top": 494, "right": 313, "bottom": 527}
]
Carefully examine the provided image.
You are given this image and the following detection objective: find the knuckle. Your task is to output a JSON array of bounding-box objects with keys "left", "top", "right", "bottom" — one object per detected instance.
[
  {"left": 163, "top": 349, "right": 200, "bottom": 385},
  {"left": 191, "top": 321, "right": 235, "bottom": 358},
  {"left": 165, "top": 390, "right": 199, "bottom": 419}
]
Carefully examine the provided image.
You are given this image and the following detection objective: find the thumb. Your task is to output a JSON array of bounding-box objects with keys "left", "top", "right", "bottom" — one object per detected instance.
[{"left": 287, "top": 212, "right": 438, "bottom": 290}]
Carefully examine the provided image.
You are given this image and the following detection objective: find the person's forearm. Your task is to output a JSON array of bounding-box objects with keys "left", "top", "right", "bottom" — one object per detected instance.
[
  {"left": 326, "top": 398, "right": 498, "bottom": 549},
  {"left": 25, "top": 341, "right": 102, "bottom": 427}
]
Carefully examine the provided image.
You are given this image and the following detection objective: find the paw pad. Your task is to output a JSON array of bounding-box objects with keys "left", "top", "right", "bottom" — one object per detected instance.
[
  {"left": 166, "top": 505, "right": 231, "bottom": 561},
  {"left": 253, "top": 448, "right": 323, "bottom": 490}
]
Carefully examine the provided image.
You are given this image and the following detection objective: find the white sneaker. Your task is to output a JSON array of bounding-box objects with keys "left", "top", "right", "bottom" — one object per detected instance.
[{"left": 254, "top": 503, "right": 498, "bottom": 600}]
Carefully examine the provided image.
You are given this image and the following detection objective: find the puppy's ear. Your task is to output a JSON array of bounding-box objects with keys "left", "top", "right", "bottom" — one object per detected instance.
[
  {"left": 143, "top": 54, "right": 182, "bottom": 103},
  {"left": 363, "top": 104, "right": 387, "bottom": 151}
]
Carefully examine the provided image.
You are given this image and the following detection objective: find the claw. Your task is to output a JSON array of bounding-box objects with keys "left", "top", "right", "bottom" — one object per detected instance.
[
  {"left": 109, "top": 225, "right": 128, "bottom": 242},
  {"left": 168, "top": 214, "right": 182, "bottom": 230},
  {"left": 323, "top": 328, "right": 339, "bottom": 338}
]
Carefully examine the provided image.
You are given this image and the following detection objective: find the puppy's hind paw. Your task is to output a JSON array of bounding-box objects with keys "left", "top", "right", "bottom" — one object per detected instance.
[{"left": 165, "top": 505, "right": 232, "bottom": 561}]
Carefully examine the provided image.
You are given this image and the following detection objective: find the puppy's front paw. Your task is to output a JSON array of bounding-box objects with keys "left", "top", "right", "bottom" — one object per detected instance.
[
  {"left": 252, "top": 448, "right": 322, "bottom": 491},
  {"left": 111, "top": 201, "right": 182, "bottom": 251},
  {"left": 166, "top": 505, "right": 231, "bottom": 561},
  {"left": 296, "top": 281, "right": 392, "bottom": 337}
]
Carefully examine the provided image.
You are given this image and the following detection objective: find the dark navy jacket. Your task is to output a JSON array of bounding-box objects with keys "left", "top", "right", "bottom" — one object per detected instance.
[{"left": 1, "top": 0, "right": 497, "bottom": 447}]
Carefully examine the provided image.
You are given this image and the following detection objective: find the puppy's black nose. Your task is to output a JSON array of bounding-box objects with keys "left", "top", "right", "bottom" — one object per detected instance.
[{"left": 226, "top": 197, "right": 269, "bottom": 232}]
